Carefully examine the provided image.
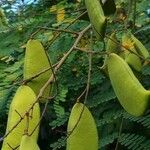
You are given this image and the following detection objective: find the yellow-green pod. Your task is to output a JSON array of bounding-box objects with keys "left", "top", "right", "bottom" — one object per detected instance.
[
  {"left": 24, "top": 39, "right": 52, "bottom": 103},
  {"left": 19, "top": 135, "right": 40, "bottom": 150},
  {"left": 85, "top": 0, "right": 107, "bottom": 39},
  {"left": 67, "top": 103, "right": 98, "bottom": 150},
  {"left": 2, "top": 86, "right": 40, "bottom": 150},
  {"left": 102, "top": 32, "right": 119, "bottom": 69},
  {"left": 106, "top": 32, "right": 119, "bottom": 53},
  {"left": 131, "top": 34, "right": 149, "bottom": 59},
  {"left": 124, "top": 47, "right": 142, "bottom": 72},
  {"left": 107, "top": 53, "right": 150, "bottom": 116},
  {"left": 122, "top": 33, "right": 142, "bottom": 72}
]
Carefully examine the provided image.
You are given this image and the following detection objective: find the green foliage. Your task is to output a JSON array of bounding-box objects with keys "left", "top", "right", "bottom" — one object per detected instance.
[
  {"left": 142, "top": 65, "right": 150, "bottom": 75},
  {"left": 100, "top": 132, "right": 118, "bottom": 148},
  {"left": 119, "top": 133, "right": 150, "bottom": 150},
  {"left": 49, "top": 112, "right": 69, "bottom": 130},
  {"left": 53, "top": 86, "right": 68, "bottom": 117},
  {"left": 50, "top": 136, "right": 66, "bottom": 150}
]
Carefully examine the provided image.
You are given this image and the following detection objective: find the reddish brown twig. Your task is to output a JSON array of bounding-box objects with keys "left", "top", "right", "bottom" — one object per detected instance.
[{"left": 0, "top": 24, "right": 91, "bottom": 143}]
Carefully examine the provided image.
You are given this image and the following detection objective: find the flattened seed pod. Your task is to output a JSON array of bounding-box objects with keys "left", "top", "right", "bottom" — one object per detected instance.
[
  {"left": 85, "top": 0, "right": 107, "bottom": 39},
  {"left": 102, "top": 32, "right": 119, "bottom": 69},
  {"left": 106, "top": 32, "right": 119, "bottom": 53},
  {"left": 124, "top": 47, "right": 142, "bottom": 72},
  {"left": 122, "top": 33, "right": 142, "bottom": 71},
  {"left": 67, "top": 103, "right": 98, "bottom": 150},
  {"left": 107, "top": 53, "right": 150, "bottom": 116},
  {"left": 19, "top": 135, "right": 40, "bottom": 150},
  {"left": 2, "top": 86, "right": 40, "bottom": 150},
  {"left": 131, "top": 34, "right": 149, "bottom": 59},
  {"left": 24, "top": 39, "right": 52, "bottom": 103}
]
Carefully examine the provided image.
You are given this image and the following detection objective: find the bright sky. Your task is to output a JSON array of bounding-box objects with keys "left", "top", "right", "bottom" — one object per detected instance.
[{"left": 1, "top": 0, "right": 38, "bottom": 12}]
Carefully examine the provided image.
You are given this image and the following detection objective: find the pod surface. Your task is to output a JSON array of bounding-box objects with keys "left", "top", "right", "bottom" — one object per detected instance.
[
  {"left": 107, "top": 53, "right": 150, "bottom": 116},
  {"left": 102, "top": 32, "right": 119, "bottom": 69},
  {"left": 67, "top": 102, "right": 98, "bottom": 150},
  {"left": 131, "top": 34, "right": 149, "bottom": 59},
  {"left": 24, "top": 39, "right": 52, "bottom": 102},
  {"left": 106, "top": 32, "right": 119, "bottom": 53},
  {"left": 19, "top": 135, "right": 40, "bottom": 150},
  {"left": 122, "top": 33, "right": 142, "bottom": 71},
  {"left": 85, "top": 0, "right": 106, "bottom": 39},
  {"left": 2, "top": 86, "right": 40, "bottom": 150},
  {"left": 124, "top": 47, "right": 142, "bottom": 72}
]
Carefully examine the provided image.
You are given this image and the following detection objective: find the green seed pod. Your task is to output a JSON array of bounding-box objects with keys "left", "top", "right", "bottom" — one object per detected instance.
[
  {"left": 85, "top": 0, "right": 107, "bottom": 40},
  {"left": 102, "top": 32, "right": 119, "bottom": 69},
  {"left": 106, "top": 32, "right": 119, "bottom": 53},
  {"left": 2, "top": 86, "right": 40, "bottom": 150},
  {"left": 131, "top": 34, "right": 149, "bottom": 59},
  {"left": 107, "top": 53, "right": 150, "bottom": 116},
  {"left": 124, "top": 47, "right": 142, "bottom": 72},
  {"left": 67, "top": 102, "right": 98, "bottom": 150},
  {"left": 122, "top": 33, "right": 142, "bottom": 72},
  {"left": 24, "top": 39, "right": 52, "bottom": 103},
  {"left": 19, "top": 135, "right": 40, "bottom": 150}
]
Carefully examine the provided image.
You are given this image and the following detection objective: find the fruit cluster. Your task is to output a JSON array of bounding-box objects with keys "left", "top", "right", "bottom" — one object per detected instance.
[
  {"left": 85, "top": 0, "right": 150, "bottom": 118},
  {"left": 2, "top": 40, "right": 52, "bottom": 150},
  {"left": 67, "top": 0, "right": 150, "bottom": 149},
  {"left": 2, "top": 0, "right": 150, "bottom": 150}
]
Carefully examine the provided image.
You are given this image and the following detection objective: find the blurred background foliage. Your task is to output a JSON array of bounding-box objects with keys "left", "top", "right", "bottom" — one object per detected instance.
[{"left": 0, "top": 0, "right": 150, "bottom": 150}]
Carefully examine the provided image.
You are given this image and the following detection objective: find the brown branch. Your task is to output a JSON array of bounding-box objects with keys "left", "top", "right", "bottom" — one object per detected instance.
[
  {"left": 104, "top": 33, "right": 146, "bottom": 60},
  {"left": 15, "top": 110, "right": 23, "bottom": 119},
  {"left": 0, "top": 24, "right": 91, "bottom": 142},
  {"left": 47, "top": 47, "right": 59, "bottom": 102},
  {"left": 14, "top": 92, "right": 58, "bottom": 149},
  {"left": 30, "top": 11, "right": 87, "bottom": 43},
  {"left": 45, "top": 11, "right": 87, "bottom": 49},
  {"left": 40, "top": 24, "right": 91, "bottom": 97},
  {"left": 14, "top": 145, "right": 19, "bottom": 150},
  {"left": 21, "top": 63, "right": 58, "bottom": 85},
  {"left": 24, "top": 112, "right": 30, "bottom": 135},
  {"left": 7, "top": 143, "right": 14, "bottom": 150},
  {"left": 36, "top": 27, "right": 79, "bottom": 35},
  {"left": 29, "top": 88, "right": 57, "bottom": 137},
  {"left": 29, "top": 101, "right": 49, "bottom": 136},
  {"left": 84, "top": 31, "right": 93, "bottom": 104},
  {"left": 34, "top": 25, "right": 91, "bottom": 115},
  {"left": 30, "top": 28, "right": 41, "bottom": 39},
  {"left": 67, "top": 102, "right": 85, "bottom": 137},
  {"left": 92, "top": 20, "right": 149, "bottom": 62},
  {"left": 74, "top": 46, "right": 108, "bottom": 55},
  {"left": 76, "top": 88, "right": 87, "bottom": 103},
  {"left": 66, "top": 30, "right": 93, "bottom": 144}
]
